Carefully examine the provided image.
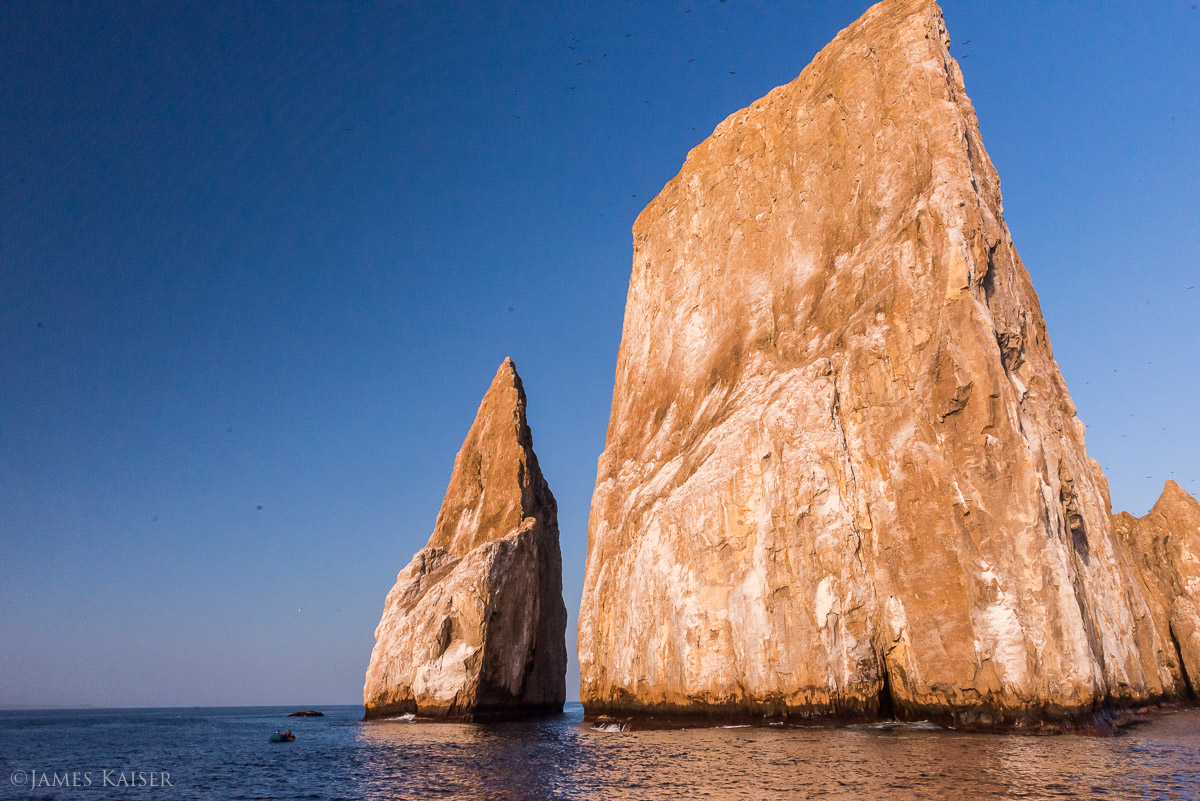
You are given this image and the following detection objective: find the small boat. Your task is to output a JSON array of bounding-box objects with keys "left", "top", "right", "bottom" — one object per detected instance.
[{"left": 269, "top": 731, "right": 296, "bottom": 743}]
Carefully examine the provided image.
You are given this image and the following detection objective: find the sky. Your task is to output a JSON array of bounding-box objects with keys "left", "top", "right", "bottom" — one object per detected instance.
[{"left": 1, "top": 1, "right": 1197, "bottom": 709}]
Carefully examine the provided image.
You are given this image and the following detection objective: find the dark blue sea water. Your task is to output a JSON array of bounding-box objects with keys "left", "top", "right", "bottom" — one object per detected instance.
[{"left": 2, "top": 703, "right": 1199, "bottom": 800}]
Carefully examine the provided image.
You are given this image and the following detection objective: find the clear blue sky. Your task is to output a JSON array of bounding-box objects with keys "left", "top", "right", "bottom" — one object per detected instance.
[{"left": 2, "top": 1, "right": 1197, "bottom": 708}]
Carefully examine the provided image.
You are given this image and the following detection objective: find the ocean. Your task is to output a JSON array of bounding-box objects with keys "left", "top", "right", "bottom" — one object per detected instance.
[{"left": 2, "top": 703, "right": 1198, "bottom": 800}]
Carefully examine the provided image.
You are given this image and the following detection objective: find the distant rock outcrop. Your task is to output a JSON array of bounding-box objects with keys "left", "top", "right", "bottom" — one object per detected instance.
[
  {"left": 363, "top": 359, "right": 567, "bottom": 721},
  {"left": 286, "top": 710, "right": 324, "bottom": 717},
  {"left": 1115, "top": 482, "right": 1200, "bottom": 699},
  {"left": 578, "top": 0, "right": 1175, "bottom": 729}
]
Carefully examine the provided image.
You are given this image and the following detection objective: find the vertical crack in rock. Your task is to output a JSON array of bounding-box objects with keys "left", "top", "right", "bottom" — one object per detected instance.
[
  {"left": 1059, "top": 462, "right": 1090, "bottom": 564},
  {"left": 981, "top": 242, "right": 999, "bottom": 302},
  {"left": 579, "top": 0, "right": 1176, "bottom": 729},
  {"left": 364, "top": 359, "right": 567, "bottom": 721},
  {"left": 830, "top": 374, "right": 864, "bottom": 556},
  {"left": 1168, "top": 623, "right": 1196, "bottom": 700},
  {"left": 877, "top": 654, "right": 898, "bottom": 719}
]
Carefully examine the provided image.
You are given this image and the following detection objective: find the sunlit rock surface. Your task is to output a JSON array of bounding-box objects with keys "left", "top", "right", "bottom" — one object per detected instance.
[
  {"left": 364, "top": 359, "right": 566, "bottom": 721},
  {"left": 579, "top": 0, "right": 1173, "bottom": 729},
  {"left": 1115, "top": 482, "right": 1200, "bottom": 699}
]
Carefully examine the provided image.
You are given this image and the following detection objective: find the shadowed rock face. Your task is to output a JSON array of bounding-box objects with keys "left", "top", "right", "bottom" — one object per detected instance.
[
  {"left": 363, "top": 359, "right": 566, "bottom": 721},
  {"left": 1115, "top": 482, "right": 1200, "bottom": 700},
  {"left": 579, "top": 0, "right": 1173, "bottom": 729}
]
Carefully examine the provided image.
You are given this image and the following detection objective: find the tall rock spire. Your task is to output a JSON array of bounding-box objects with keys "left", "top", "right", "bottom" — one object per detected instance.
[
  {"left": 364, "top": 358, "right": 566, "bottom": 720},
  {"left": 579, "top": 0, "right": 1171, "bottom": 729}
]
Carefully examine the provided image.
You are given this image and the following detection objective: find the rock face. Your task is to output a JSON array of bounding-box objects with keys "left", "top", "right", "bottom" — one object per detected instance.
[
  {"left": 364, "top": 359, "right": 567, "bottom": 721},
  {"left": 579, "top": 0, "right": 1177, "bottom": 728},
  {"left": 1115, "top": 482, "right": 1200, "bottom": 699}
]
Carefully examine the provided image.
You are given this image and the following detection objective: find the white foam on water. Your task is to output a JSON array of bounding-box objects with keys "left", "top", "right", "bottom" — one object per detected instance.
[
  {"left": 864, "top": 720, "right": 942, "bottom": 731},
  {"left": 591, "top": 722, "right": 628, "bottom": 733}
]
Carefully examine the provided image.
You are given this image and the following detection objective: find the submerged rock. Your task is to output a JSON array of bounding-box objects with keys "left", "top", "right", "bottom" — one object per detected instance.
[
  {"left": 578, "top": 0, "right": 1173, "bottom": 728},
  {"left": 1115, "top": 482, "right": 1200, "bottom": 699},
  {"left": 363, "top": 359, "right": 567, "bottom": 721}
]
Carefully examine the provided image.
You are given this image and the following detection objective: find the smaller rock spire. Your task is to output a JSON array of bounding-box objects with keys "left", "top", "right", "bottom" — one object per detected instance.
[
  {"left": 428, "top": 357, "right": 555, "bottom": 557},
  {"left": 363, "top": 359, "right": 566, "bottom": 721},
  {"left": 1114, "top": 482, "right": 1200, "bottom": 699}
]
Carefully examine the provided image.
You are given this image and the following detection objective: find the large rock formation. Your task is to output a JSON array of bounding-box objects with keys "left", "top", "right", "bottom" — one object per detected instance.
[
  {"left": 364, "top": 358, "right": 567, "bottom": 721},
  {"left": 1115, "top": 482, "right": 1200, "bottom": 699},
  {"left": 579, "top": 0, "right": 1179, "bottom": 728}
]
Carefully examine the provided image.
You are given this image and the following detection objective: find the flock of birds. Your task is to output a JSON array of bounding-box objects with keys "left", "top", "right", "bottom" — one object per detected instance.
[
  {"left": 504, "top": 5, "right": 748, "bottom": 120},
  {"left": 492, "top": 13, "right": 1194, "bottom": 496},
  {"left": 27, "top": 6, "right": 1200, "bottom": 513},
  {"left": 336, "top": 13, "right": 1200, "bottom": 498}
]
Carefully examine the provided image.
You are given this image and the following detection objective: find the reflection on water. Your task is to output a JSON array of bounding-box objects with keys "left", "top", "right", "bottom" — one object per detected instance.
[
  {"left": 1, "top": 703, "right": 1198, "bottom": 799},
  {"left": 354, "top": 705, "right": 1200, "bottom": 800}
]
